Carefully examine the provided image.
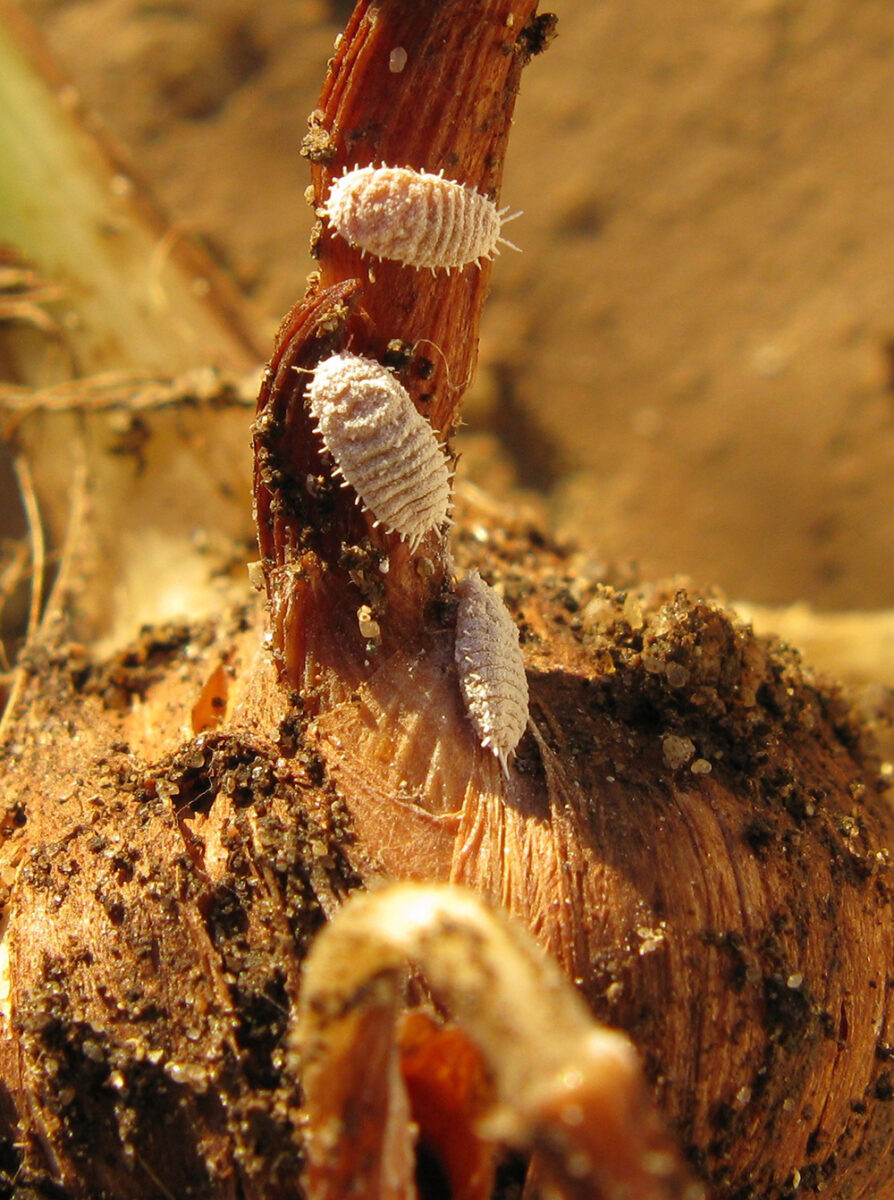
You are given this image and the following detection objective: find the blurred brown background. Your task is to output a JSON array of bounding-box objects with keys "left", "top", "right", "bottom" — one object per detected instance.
[{"left": 11, "top": 0, "right": 894, "bottom": 610}]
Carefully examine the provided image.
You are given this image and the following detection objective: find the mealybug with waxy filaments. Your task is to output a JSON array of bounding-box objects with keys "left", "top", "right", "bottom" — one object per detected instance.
[
  {"left": 306, "top": 352, "right": 451, "bottom": 552},
  {"left": 454, "top": 570, "right": 529, "bottom": 774},
  {"left": 323, "top": 165, "right": 521, "bottom": 271}
]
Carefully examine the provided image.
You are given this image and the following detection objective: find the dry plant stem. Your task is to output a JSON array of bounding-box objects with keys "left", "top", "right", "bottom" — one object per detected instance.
[
  {"left": 0, "top": 0, "right": 262, "bottom": 380},
  {"left": 11, "top": 456, "right": 43, "bottom": 647},
  {"left": 0, "top": 457, "right": 43, "bottom": 743},
  {"left": 254, "top": 0, "right": 543, "bottom": 689},
  {"left": 309, "top": 0, "right": 541, "bottom": 437},
  {"left": 0, "top": 367, "right": 257, "bottom": 430},
  {"left": 295, "top": 884, "right": 701, "bottom": 1200},
  {"left": 255, "top": 281, "right": 380, "bottom": 688},
  {"left": 0, "top": 540, "right": 29, "bottom": 623}
]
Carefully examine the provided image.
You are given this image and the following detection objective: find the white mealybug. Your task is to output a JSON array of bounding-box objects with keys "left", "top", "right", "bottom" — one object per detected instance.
[
  {"left": 323, "top": 165, "right": 520, "bottom": 271},
  {"left": 454, "top": 570, "right": 529, "bottom": 775},
  {"left": 307, "top": 352, "right": 451, "bottom": 552}
]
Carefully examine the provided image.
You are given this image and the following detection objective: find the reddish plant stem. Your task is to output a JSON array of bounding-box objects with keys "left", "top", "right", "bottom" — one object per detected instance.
[
  {"left": 309, "top": 0, "right": 542, "bottom": 437},
  {"left": 254, "top": 0, "right": 548, "bottom": 692}
]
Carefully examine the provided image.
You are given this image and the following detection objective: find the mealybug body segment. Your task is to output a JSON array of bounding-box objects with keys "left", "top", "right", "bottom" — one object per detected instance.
[
  {"left": 307, "top": 352, "right": 451, "bottom": 551},
  {"left": 454, "top": 571, "right": 529, "bottom": 774},
  {"left": 323, "top": 165, "right": 519, "bottom": 271}
]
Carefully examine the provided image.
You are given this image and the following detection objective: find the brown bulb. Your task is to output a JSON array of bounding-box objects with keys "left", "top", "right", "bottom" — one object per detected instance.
[{"left": 251, "top": 3, "right": 894, "bottom": 1195}]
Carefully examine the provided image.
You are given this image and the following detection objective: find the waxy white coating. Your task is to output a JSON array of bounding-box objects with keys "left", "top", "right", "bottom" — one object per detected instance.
[
  {"left": 323, "top": 165, "right": 518, "bottom": 271},
  {"left": 454, "top": 570, "right": 529, "bottom": 774},
  {"left": 307, "top": 352, "right": 451, "bottom": 551}
]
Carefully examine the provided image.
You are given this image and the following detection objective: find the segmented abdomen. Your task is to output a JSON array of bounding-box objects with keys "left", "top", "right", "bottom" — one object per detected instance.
[
  {"left": 324, "top": 166, "right": 504, "bottom": 270},
  {"left": 454, "top": 570, "right": 529, "bottom": 773},
  {"left": 307, "top": 352, "right": 451, "bottom": 551}
]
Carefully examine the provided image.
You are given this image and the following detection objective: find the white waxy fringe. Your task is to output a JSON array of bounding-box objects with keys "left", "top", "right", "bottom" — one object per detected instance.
[
  {"left": 323, "top": 165, "right": 520, "bottom": 271},
  {"left": 307, "top": 352, "right": 451, "bottom": 552},
  {"left": 454, "top": 570, "right": 529, "bottom": 774}
]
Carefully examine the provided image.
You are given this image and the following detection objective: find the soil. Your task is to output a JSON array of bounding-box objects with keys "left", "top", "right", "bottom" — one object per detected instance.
[{"left": 10, "top": 0, "right": 894, "bottom": 609}]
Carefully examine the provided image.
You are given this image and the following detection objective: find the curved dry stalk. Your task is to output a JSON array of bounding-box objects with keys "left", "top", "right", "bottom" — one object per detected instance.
[
  {"left": 0, "top": 539, "right": 28, "bottom": 634},
  {"left": 12, "top": 456, "right": 44, "bottom": 646},
  {"left": 0, "top": 446, "right": 87, "bottom": 742},
  {"left": 0, "top": 455, "right": 45, "bottom": 741},
  {"left": 0, "top": 367, "right": 258, "bottom": 432},
  {"left": 294, "top": 883, "right": 701, "bottom": 1200},
  {"left": 0, "top": 0, "right": 263, "bottom": 380}
]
